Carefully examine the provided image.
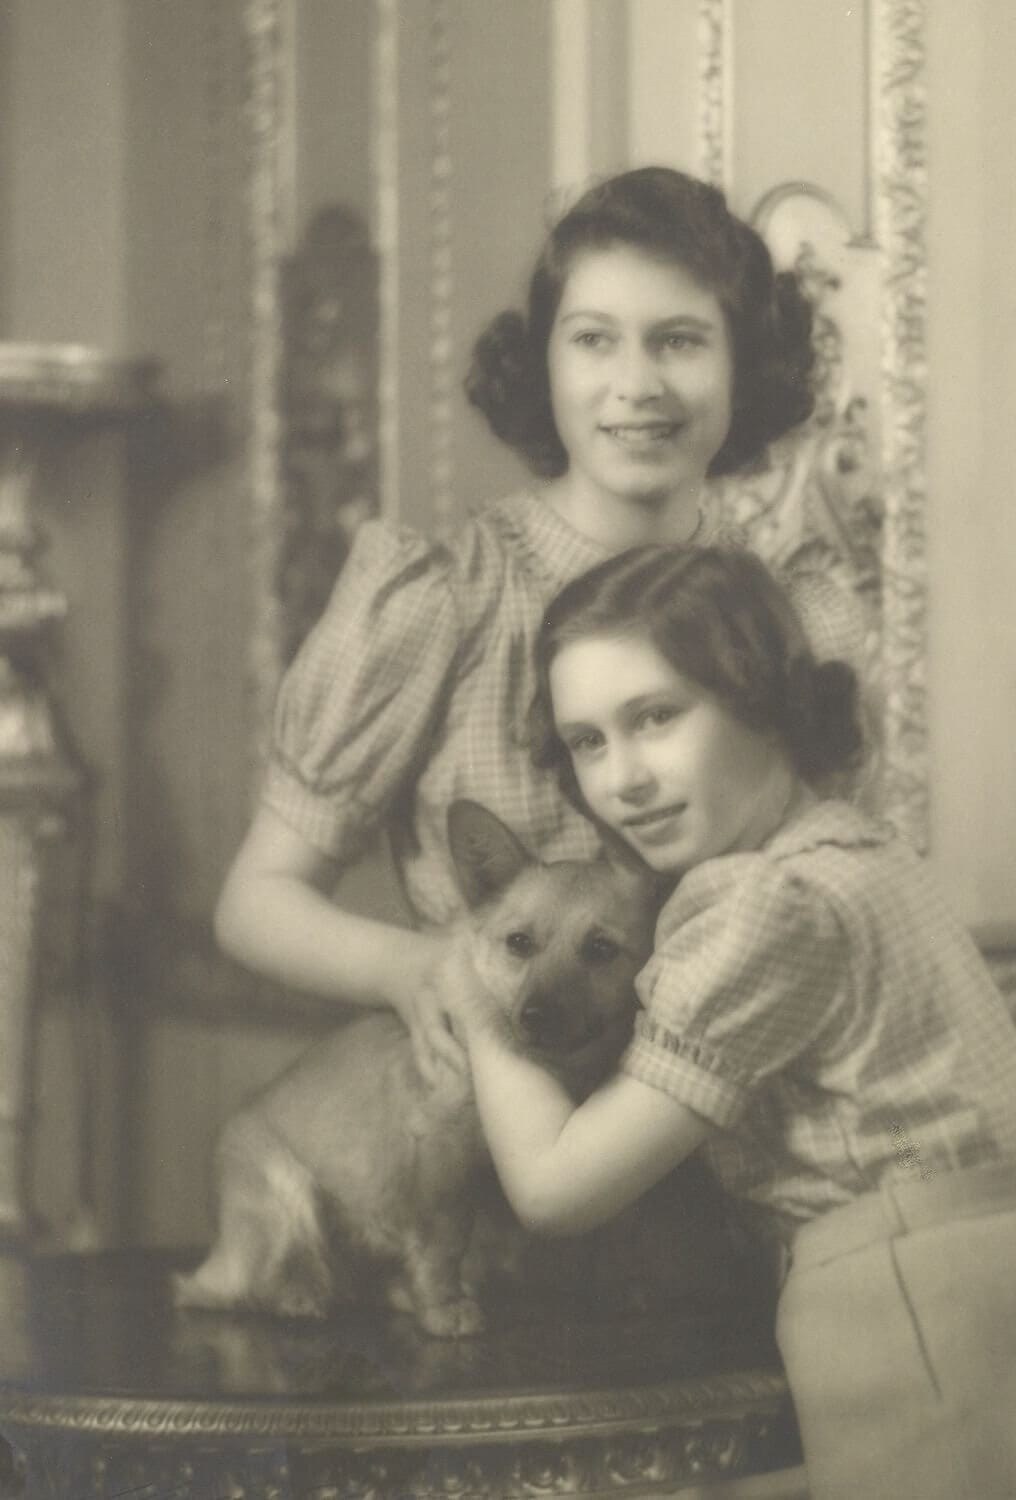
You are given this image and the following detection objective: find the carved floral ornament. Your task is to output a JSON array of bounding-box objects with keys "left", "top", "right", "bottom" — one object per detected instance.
[{"left": 697, "top": 0, "right": 929, "bottom": 851}]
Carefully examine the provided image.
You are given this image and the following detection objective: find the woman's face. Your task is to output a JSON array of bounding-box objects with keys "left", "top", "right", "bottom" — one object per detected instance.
[
  {"left": 549, "top": 632, "right": 796, "bottom": 878},
  {"left": 547, "top": 244, "right": 734, "bottom": 510}
]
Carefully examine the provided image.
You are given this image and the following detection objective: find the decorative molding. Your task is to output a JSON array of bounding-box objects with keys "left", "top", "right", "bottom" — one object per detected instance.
[
  {"left": 244, "top": 0, "right": 287, "bottom": 779},
  {"left": 200, "top": 0, "right": 231, "bottom": 400},
  {"left": 1, "top": 1400, "right": 797, "bottom": 1499},
  {"left": 871, "top": 0, "right": 929, "bottom": 852},
  {"left": 371, "top": 0, "right": 401, "bottom": 522},
  {"left": 277, "top": 206, "right": 379, "bottom": 664},
  {"left": 717, "top": 228, "right": 882, "bottom": 690},
  {"left": 427, "top": 0, "right": 456, "bottom": 537},
  {"left": 196, "top": 0, "right": 239, "bottom": 880},
  {"left": 0, "top": 1369, "right": 790, "bottom": 1444},
  {"left": 696, "top": 0, "right": 730, "bottom": 189},
  {"left": 699, "top": 0, "right": 928, "bottom": 849}
]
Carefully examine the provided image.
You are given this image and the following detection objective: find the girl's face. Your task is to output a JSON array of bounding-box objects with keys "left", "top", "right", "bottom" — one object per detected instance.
[
  {"left": 549, "top": 632, "right": 798, "bottom": 877},
  {"left": 547, "top": 244, "right": 734, "bottom": 510}
]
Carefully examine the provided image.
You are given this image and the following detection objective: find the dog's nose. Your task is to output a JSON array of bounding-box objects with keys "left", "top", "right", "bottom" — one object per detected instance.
[
  {"left": 519, "top": 996, "right": 570, "bottom": 1049},
  {"left": 519, "top": 995, "right": 602, "bottom": 1053}
]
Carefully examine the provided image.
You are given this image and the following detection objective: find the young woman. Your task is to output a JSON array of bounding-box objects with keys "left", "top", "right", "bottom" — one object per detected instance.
[
  {"left": 460, "top": 543, "right": 1016, "bottom": 1500},
  {"left": 214, "top": 167, "right": 825, "bottom": 1071}
]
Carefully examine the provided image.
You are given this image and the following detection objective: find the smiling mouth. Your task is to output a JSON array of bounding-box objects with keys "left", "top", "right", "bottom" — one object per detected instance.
[
  {"left": 622, "top": 803, "right": 687, "bottom": 829},
  {"left": 601, "top": 423, "right": 680, "bottom": 445}
]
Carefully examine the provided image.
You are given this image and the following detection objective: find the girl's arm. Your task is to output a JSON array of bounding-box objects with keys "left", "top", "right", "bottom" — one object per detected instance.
[
  {"left": 215, "top": 804, "right": 462, "bottom": 1076},
  {"left": 465, "top": 1021, "right": 713, "bottom": 1235}
]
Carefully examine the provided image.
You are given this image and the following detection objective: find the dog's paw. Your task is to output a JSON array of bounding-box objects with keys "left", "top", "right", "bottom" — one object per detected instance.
[
  {"left": 172, "top": 1266, "right": 240, "bottom": 1311},
  {"left": 416, "top": 1295, "right": 486, "bottom": 1339},
  {"left": 269, "top": 1283, "right": 332, "bottom": 1320}
]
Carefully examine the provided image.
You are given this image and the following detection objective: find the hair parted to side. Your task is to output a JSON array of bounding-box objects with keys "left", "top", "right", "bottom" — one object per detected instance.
[
  {"left": 530, "top": 545, "right": 863, "bottom": 805},
  {"left": 465, "top": 166, "right": 815, "bottom": 479}
]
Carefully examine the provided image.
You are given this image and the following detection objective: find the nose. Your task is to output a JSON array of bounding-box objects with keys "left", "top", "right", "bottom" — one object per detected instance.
[
  {"left": 603, "top": 738, "right": 655, "bottom": 802},
  {"left": 614, "top": 341, "right": 664, "bottom": 403}
]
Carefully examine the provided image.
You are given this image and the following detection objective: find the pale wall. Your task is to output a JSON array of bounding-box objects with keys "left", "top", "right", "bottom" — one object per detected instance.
[{"left": 924, "top": 0, "right": 1016, "bottom": 927}]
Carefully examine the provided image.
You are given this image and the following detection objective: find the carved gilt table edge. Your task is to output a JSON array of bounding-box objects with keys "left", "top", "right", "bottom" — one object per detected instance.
[{"left": 0, "top": 1369, "right": 789, "bottom": 1446}]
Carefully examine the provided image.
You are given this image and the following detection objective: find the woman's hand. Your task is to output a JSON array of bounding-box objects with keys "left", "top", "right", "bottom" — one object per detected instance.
[
  {"left": 216, "top": 807, "right": 461, "bottom": 1074},
  {"left": 387, "top": 937, "right": 469, "bottom": 1086}
]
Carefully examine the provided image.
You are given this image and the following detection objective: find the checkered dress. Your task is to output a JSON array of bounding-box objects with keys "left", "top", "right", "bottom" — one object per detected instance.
[
  {"left": 622, "top": 800, "right": 1016, "bottom": 1236},
  {"left": 263, "top": 489, "right": 863, "bottom": 926}
]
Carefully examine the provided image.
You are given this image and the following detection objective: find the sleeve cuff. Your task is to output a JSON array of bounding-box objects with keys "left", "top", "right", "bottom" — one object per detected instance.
[
  {"left": 621, "top": 1026, "right": 749, "bottom": 1129},
  {"left": 261, "top": 759, "right": 378, "bottom": 864}
]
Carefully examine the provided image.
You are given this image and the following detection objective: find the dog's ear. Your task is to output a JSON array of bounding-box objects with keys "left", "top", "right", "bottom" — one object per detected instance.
[{"left": 447, "top": 800, "right": 533, "bottom": 907}]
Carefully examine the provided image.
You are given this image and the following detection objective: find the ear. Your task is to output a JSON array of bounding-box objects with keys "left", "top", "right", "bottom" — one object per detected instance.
[{"left": 447, "top": 800, "right": 533, "bottom": 908}]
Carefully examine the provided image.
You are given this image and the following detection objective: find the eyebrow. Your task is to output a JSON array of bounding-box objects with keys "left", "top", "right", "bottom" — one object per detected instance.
[
  {"left": 556, "top": 690, "right": 681, "bottom": 735},
  {"left": 557, "top": 310, "right": 718, "bottom": 330}
]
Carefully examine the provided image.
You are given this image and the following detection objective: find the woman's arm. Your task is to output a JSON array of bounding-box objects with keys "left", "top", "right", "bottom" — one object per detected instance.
[
  {"left": 465, "top": 1022, "right": 713, "bottom": 1235},
  {"left": 215, "top": 804, "right": 462, "bottom": 1075}
]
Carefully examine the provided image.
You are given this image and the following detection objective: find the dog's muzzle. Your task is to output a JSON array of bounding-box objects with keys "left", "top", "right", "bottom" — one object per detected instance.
[{"left": 517, "top": 993, "right": 603, "bottom": 1054}]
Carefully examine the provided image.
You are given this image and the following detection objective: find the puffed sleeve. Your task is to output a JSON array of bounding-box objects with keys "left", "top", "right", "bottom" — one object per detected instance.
[
  {"left": 621, "top": 859, "right": 852, "bottom": 1129},
  {"left": 261, "top": 520, "right": 462, "bottom": 860}
]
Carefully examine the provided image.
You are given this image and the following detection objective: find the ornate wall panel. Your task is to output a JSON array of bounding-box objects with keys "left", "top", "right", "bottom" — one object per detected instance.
[
  {"left": 245, "top": 0, "right": 288, "bottom": 772},
  {"left": 244, "top": 0, "right": 553, "bottom": 744},
  {"left": 696, "top": 0, "right": 928, "bottom": 849}
]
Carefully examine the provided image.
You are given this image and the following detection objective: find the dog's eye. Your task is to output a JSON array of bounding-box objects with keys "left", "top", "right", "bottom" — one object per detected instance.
[
  {"left": 505, "top": 931, "right": 536, "bottom": 958},
  {"left": 582, "top": 933, "right": 620, "bottom": 965}
]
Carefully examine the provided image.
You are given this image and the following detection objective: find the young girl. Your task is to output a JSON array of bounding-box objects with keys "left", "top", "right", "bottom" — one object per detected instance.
[
  {"left": 215, "top": 166, "right": 837, "bottom": 1071},
  {"left": 459, "top": 543, "right": 1016, "bottom": 1500}
]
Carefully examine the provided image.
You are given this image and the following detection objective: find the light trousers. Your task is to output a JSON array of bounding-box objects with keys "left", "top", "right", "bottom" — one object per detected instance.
[{"left": 775, "top": 1159, "right": 1016, "bottom": 1500}]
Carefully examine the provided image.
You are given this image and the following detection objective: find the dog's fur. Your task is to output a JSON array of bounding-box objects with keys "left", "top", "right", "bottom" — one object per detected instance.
[{"left": 173, "top": 801, "right": 658, "bottom": 1336}]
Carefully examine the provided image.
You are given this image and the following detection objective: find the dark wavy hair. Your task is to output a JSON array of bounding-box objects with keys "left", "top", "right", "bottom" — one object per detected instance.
[
  {"left": 465, "top": 167, "right": 815, "bottom": 479},
  {"left": 531, "top": 545, "right": 862, "bottom": 807}
]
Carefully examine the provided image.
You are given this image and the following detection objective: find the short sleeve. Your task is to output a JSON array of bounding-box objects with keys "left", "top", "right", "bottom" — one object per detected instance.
[
  {"left": 262, "top": 520, "right": 462, "bottom": 859},
  {"left": 621, "top": 861, "right": 851, "bottom": 1128}
]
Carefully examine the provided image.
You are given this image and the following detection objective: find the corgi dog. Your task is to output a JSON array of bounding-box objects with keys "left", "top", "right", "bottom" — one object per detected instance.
[{"left": 173, "top": 800, "right": 657, "bottom": 1337}]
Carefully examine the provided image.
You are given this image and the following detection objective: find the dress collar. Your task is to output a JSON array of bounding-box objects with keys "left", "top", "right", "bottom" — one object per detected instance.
[
  {"left": 761, "top": 799, "right": 897, "bottom": 862},
  {"left": 489, "top": 488, "right": 727, "bottom": 595}
]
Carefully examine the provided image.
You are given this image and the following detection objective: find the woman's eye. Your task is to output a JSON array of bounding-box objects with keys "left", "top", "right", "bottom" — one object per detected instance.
[
  {"left": 505, "top": 931, "right": 536, "bottom": 959},
  {"left": 662, "top": 331, "right": 701, "bottom": 351},
  {"left": 573, "top": 330, "right": 609, "bottom": 349}
]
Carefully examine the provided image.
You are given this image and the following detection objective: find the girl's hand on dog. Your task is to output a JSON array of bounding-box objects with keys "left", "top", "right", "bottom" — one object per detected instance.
[
  {"left": 390, "top": 940, "right": 468, "bottom": 1085},
  {"left": 450, "top": 976, "right": 514, "bottom": 1053}
]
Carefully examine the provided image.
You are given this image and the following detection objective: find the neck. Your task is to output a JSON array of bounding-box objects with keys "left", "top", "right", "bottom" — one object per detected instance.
[
  {"left": 756, "top": 774, "right": 818, "bottom": 851},
  {"left": 544, "top": 474, "right": 706, "bottom": 551}
]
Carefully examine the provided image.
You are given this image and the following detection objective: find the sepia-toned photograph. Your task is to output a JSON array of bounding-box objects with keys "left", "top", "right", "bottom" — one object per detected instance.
[{"left": 0, "top": 2, "right": 1014, "bottom": 1496}]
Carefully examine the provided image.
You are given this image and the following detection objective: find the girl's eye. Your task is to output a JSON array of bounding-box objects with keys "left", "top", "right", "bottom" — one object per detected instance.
[
  {"left": 573, "top": 330, "right": 609, "bottom": 349},
  {"left": 564, "top": 730, "right": 603, "bottom": 757},
  {"left": 505, "top": 931, "right": 536, "bottom": 959},
  {"left": 635, "top": 704, "right": 678, "bottom": 730}
]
